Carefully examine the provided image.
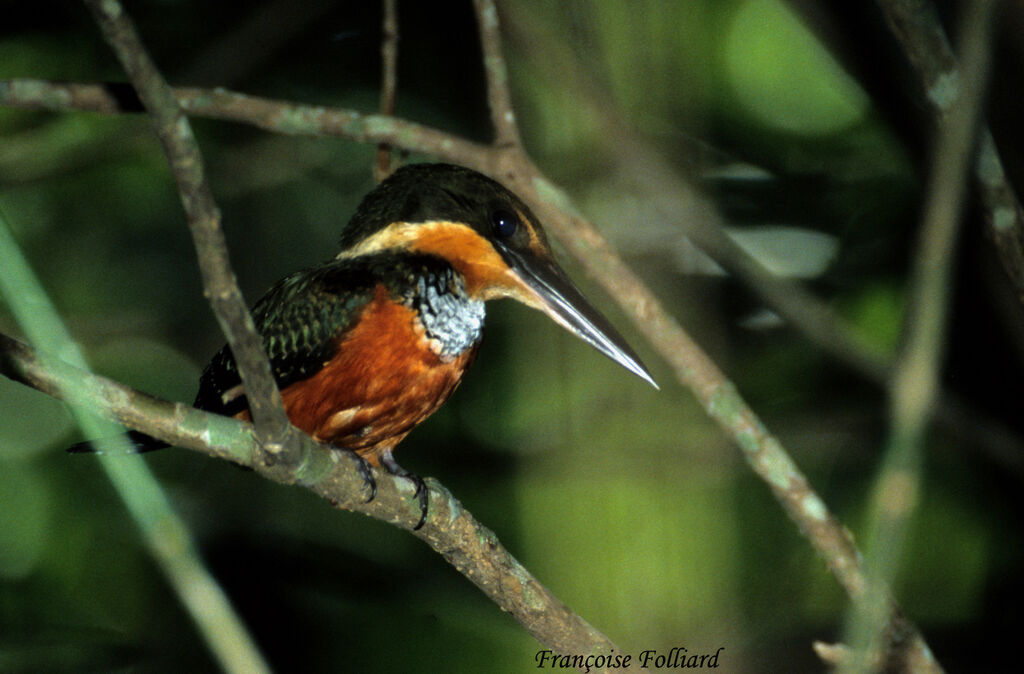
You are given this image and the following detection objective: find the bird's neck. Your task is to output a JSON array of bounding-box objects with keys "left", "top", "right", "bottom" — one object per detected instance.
[
  {"left": 402, "top": 267, "right": 485, "bottom": 362},
  {"left": 355, "top": 250, "right": 486, "bottom": 363}
]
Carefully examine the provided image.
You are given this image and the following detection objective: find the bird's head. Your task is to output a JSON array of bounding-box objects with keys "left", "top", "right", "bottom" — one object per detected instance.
[{"left": 338, "top": 163, "right": 657, "bottom": 388}]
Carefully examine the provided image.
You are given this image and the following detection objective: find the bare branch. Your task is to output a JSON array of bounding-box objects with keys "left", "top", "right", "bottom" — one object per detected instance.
[
  {"left": 472, "top": 0, "right": 521, "bottom": 147},
  {"left": 374, "top": 0, "right": 399, "bottom": 181},
  {"left": 0, "top": 80, "right": 490, "bottom": 167},
  {"left": 894, "top": 0, "right": 995, "bottom": 446},
  {"left": 0, "top": 330, "right": 628, "bottom": 664},
  {"left": 0, "top": 79, "right": 1018, "bottom": 469},
  {"left": 81, "top": 0, "right": 296, "bottom": 463},
  {"left": 495, "top": 1, "right": 1024, "bottom": 476}
]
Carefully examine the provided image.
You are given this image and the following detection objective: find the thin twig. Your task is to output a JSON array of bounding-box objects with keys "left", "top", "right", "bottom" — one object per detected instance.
[
  {"left": 471, "top": 0, "right": 521, "bottom": 148},
  {"left": 374, "top": 0, "right": 399, "bottom": 181},
  {"left": 877, "top": 0, "right": 1024, "bottom": 301},
  {"left": 0, "top": 80, "right": 490, "bottom": 165},
  {"left": 81, "top": 0, "right": 297, "bottom": 464},
  {"left": 0, "top": 330, "right": 630, "bottom": 668},
  {"left": 843, "top": 2, "right": 996, "bottom": 671}
]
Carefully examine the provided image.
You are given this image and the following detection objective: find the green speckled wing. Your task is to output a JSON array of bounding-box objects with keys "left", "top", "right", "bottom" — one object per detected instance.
[{"left": 193, "top": 258, "right": 378, "bottom": 417}]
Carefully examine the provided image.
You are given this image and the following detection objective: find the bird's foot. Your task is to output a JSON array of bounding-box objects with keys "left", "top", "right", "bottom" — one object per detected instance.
[
  {"left": 379, "top": 451, "right": 429, "bottom": 530},
  {"left": 344, "top": 448, "right": 377, "bottom": 504}
]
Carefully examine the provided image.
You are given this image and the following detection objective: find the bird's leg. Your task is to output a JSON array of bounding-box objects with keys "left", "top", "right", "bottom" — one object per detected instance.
[
  {"left": 379, "top": 450, "right": 429, "bottom": 530},
  {"left": 336, "top": 446, "right": 376, "bottom": 503}
]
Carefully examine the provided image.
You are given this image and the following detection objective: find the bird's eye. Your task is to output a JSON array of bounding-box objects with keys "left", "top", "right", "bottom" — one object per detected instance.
[{"left": 490, "top": 208, "right": 520, "bottom": 238}]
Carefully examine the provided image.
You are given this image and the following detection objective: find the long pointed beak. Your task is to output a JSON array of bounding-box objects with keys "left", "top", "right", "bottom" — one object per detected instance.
[{"left": 502, "top": 248, "right": 659, "bottom": 389}]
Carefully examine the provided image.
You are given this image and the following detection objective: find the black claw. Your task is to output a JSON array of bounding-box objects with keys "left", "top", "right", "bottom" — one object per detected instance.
[
  {"left": 379, "top": 451, "right": 430, "bottom": 530},
  {"left": 347, "top": 449, "right": 376, "bottom": 503},
  {"left": 407, "top": 474, "right": 429, "bottom": 531}
]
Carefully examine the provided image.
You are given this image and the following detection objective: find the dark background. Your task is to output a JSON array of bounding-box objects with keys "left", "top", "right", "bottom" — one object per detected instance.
[{"left": 1, "top": 1, "right": 1023, "bottom": 672}]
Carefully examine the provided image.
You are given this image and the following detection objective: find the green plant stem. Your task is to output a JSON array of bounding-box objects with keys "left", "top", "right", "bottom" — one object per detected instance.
[
  {"left": 843, "top": 1, "right": 996, "bottom": 671},
  {"left": 0, "top": 210, "right": 272, "bottom": 674}
]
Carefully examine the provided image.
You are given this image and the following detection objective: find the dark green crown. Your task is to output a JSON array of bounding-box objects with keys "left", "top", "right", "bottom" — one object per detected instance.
[{"left": 337, "top": 163, "right": 548, "bottom": 253}]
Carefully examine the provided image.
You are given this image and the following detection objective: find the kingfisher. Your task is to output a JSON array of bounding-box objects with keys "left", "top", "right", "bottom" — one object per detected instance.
[{"left": 73, "top": 163, "right": 656, "bottom": 528}]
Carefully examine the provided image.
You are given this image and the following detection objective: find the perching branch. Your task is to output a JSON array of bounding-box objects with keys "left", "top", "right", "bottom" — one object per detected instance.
[
  {"left": 68, "top": 0, "right": 632, "bottom": 664},
  {"left": 0, "top": 330, "right": 627, "bottom": 665},
  {"left": 4, "top": 3, "right": 633, "bottom": 666},
  {"left": 82, "top": 0, "right": 296, "bottom": 464}
]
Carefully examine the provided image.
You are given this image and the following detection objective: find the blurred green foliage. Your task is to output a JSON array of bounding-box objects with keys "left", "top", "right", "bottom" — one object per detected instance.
[
  {"left": 724, "top": 0, "right": 868, "bottom": 135},
  {"left": 1, "top": 1, "right": 1020, "bottom": 672}
]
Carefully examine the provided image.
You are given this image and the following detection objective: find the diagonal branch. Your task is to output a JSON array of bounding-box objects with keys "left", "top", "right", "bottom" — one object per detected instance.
[
  {"left": 496, "top": 1, "right": 1024, "bottom": 479},
  {"left": 472, "top": 7, "right": 943, "bottom": 671},
  {"left": 472, "top": 0, "right": 522, "bottom": 148},
  {"left": 5, "top": 78, "right": 1014, "bottom": 456},
  {"left": 81, "top": 0, "right": 296, "bottom": 463},
  {"left": 0, "top": 330, "right": 628, "bottom": 665}
]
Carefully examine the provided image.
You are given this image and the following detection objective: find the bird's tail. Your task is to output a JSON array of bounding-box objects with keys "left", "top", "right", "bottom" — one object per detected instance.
[{"left": 67, "top": 430, "right": 170, "bottom": 455}]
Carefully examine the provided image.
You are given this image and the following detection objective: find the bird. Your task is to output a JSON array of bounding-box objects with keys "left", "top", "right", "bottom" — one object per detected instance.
[{"left": 71, "top": 163, "right": 656, "bottom": 528}]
